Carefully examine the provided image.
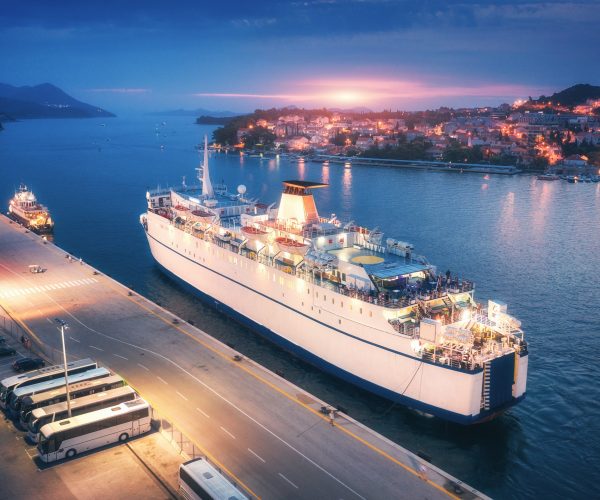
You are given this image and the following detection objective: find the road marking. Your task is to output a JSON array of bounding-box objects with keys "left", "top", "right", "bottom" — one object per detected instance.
[
  {"left": 196, "top": 407, "right": 210, "bottom": 418},
  {"left": 247, "top": 448, "right": 265, "bottom": 463},
  {"left": 69, "top": 336, "right": 80, "bottom": 343},
  {"left": 113, "top": 354, "right": 128, "bottom": 360},
  {"left": 176, "top": 391, "right": 188, "bottom": 401},
  {"left": 46, "top": 318, "right": 53, "bottom": 324},
  {"left": 137, "top": 363, "right": 149, "bottom": 371},
  {"left": 278, "top": 473, "right": 299, "bottom": 489},
  {"left": 220, "top": 426, "right": 236, "bottom": 440},
  {"left": 156, "top": 376, "right": 168, "bottom": 385},
  {"left": 89, "top": 345, "right": 103, "bottom": 351}
]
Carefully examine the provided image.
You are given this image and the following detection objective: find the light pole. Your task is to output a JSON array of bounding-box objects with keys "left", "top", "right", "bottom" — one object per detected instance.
[{"left": 54, "top": 318, "right": 72, "bottom": 418}]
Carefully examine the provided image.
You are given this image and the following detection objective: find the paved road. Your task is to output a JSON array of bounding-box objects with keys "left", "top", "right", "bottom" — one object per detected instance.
[{"left": 0, "top": 216, "right": 485, "bottom": 500}]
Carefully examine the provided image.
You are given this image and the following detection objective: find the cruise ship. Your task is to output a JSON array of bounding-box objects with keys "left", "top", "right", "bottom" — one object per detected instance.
[
  {"left": 8, "top": 184, "right": 54, "bottom": 234},
  {"left": 141, "top": 137, "right": 528, "bottom": 424}
]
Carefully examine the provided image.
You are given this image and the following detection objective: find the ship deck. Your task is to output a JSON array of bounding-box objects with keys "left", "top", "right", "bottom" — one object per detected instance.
[{"left": 0, "top": 213, "right": 486, "bottom": 500}]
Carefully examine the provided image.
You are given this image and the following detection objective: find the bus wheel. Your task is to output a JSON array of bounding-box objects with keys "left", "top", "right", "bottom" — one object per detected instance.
[
  {"left": 66, "top": 449, "right": 76, "bottom": 459},
  {"left": 118, "top": 432, "right": 129, "bottom": 442}
]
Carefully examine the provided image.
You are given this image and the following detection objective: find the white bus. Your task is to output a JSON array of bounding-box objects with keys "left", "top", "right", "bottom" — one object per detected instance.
[
  {"left": 178, "top": 458, "right": 249, "bottom": 500},
  {"left": 19, "top": 374, "right": 126, "bottom": 428},
  {"left": 7, "top": 367, "right": 110, "bottom": 418},
  {"left": 37, "top": 398, "right": 152, "bottom": 462},
  {"left": 27, "top": 386, "right": 138, "bottom": 443},
  {"left": 0, "top": 358, "right": 97, "bottom": 410}
]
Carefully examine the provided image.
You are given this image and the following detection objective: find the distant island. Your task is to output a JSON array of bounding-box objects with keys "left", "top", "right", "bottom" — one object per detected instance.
[
  {"left": 0, "top": 82, "right": 114, "bottom": 121},
  {"left": 149, "top": 108, "right": 239, "bottom": 118}
]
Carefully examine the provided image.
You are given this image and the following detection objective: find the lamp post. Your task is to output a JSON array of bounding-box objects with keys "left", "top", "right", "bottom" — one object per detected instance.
[{"left": 54, "top": 318, "right": 72, "bottom": 418}]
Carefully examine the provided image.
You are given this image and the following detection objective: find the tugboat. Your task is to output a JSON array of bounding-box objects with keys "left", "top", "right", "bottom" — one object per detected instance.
[{"left": 8, "top": 184, "right": 54, "bottom": 234}]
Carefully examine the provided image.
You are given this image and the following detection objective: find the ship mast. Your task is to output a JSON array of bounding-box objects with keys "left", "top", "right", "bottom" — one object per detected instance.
[{"left": 197, "top": 135, "right": 214, "bottom": 198}]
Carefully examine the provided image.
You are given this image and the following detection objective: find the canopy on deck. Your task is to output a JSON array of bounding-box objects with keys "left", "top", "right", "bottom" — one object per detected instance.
[{"left": 363, "top": 262, "right": 429, "bottom": 280}]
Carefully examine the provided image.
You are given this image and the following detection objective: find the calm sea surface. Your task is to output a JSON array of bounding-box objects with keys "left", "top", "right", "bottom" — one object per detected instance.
[{"left": 1, "top": 116, "right": 599, "bottom": 499}]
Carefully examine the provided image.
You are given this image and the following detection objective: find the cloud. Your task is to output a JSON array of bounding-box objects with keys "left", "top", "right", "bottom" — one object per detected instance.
[
  {"left": 230, "top": 18, "right": 277, "bottom": 29},
  {"left": 88, "top": 88, "right": 151, "bottom": 94},
  {"left": 193, "top": 78, "right": 550, "bottom": 105}
]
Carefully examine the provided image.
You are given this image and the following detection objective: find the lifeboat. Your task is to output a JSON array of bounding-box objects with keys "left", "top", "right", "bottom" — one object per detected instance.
[
  {"left": 241, "top": 226, "right": 271, "bottom": 243},
  {"left": 275, "top": 237, "right": 310, "bottom": 256},
  {"left": 191, "top": 209, "right": 215, "bottom": 223}
]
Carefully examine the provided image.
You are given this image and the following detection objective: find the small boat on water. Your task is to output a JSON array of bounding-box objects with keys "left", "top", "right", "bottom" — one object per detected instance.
[
  {"left": 567, "top": 176, "right": 578, "bottom": 183},
  {"left": 7, "top": 184, "right": 54, "bottom": 234},
  {"left": 537, "top": 174, "right": 559, "bottom": 181}
]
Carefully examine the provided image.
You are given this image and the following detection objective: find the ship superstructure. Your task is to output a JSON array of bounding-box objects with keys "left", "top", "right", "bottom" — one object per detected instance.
[
  {"left": 141, "top": 137, "right": 528, "bottom": 424},
  {"left": 8, "top": 184, "right": 54, "bottom": 234}
]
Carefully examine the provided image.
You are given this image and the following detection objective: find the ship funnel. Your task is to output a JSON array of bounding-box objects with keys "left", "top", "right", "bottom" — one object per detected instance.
[{"left": 198, "top": 135, "right": 214, "bottom": 198}]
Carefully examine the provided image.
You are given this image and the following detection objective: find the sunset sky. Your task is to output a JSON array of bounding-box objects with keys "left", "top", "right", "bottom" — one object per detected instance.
[{"left": 1, "top": 0, "right": 599, "bottom": 113}]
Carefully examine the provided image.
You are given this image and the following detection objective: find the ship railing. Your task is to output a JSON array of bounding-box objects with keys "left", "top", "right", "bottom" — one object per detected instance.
[{"left": 388, "top": 319, "right": 419, "bottom": 338}]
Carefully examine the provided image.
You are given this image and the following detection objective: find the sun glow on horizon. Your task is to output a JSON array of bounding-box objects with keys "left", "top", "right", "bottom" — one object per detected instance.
[{"left": 193, "top": 78, "right": 550, "bottom": 108}]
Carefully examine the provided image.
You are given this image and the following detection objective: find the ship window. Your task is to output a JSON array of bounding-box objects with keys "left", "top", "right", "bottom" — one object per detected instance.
[
  {"left": 332, "top": 298, "right": 335, "bottom": 305},
  {"left": 369, "top": 311, "right": 373, "bottom": 317},
  {"left": 323, "top": 295, "right": 326, "bottom": 301},
  {"left": 338, "top": 319, "right": 341, "bottom": 325},
  {"left": 302, "top": 302, "right": 304, "bottom": 306},
  {"left": 315, "top": 292, "right": 318, "bottom": 298},
  {"left": 341, "top": 302, "right": 344, "bottom": 308},
  {"left": 307, "top": 289, "right": 310, "bottom": 295},
  {"left": 360, "top": 308, "right": 363, "bottom": 314}
]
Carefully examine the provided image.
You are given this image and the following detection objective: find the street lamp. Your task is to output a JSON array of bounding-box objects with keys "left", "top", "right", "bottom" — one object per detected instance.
[{"left": 54, "top": 318, "right": 72, "bottom": 418}]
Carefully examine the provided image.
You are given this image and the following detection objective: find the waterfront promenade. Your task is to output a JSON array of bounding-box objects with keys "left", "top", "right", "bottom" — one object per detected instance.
[{"left": 0, "top": 214, "right": 486, "bottom": 499}]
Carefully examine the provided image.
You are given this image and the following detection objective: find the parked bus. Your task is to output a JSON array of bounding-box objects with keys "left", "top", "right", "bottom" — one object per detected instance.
[
  {"left": 7, "top": 367, "right": 110, "bottom": 418},
  {"left": 178, "top": 458, "right": 248, "bottom": 500},
  {"left": 37, "top": 398, "right": 152, "bottom": 462},
  {"left": 27, "top": 386, "right": 138, "bottom": 443},
  {"left": 19, "top": 374, "right": 125, "bottom": 428},
  {"left": 0, "top": 358, "right": 97, "bottom": 410}
]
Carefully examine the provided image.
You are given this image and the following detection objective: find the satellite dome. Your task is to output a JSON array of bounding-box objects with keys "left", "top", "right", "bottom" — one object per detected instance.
[{"left": 237, "top": 184, "right": 247, "bottom": 195}]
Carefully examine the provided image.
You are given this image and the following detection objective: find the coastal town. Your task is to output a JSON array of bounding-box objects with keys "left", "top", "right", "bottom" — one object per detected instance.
[{"left": 209, "top": 85, "right": 600, "bottom": 177}]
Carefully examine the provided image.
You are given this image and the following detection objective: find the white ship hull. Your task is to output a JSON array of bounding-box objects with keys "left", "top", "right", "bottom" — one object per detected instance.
[{"left": 145, "top": 211, "right": 527, "bottom": 424}]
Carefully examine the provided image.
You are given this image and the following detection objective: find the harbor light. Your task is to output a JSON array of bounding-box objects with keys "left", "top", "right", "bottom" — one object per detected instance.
[{"left": 54, "top": 318, "right": 73, "bottom": 418}]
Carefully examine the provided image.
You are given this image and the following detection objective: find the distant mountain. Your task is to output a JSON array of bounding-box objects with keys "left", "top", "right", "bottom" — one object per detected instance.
[
  {"left": 538, "top": 84, "right": 600, "bottom": 106},
  {"left": 0, "top": 83, "right": 114, "bottom": 119},
  {"left": 148, "top": 108, "right": 239, "bottom": 117}
]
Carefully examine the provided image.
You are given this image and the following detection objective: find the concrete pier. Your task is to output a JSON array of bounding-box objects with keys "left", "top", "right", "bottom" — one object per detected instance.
[{"left": 0, "top": 214, "right": 488, "bottom": 499}]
